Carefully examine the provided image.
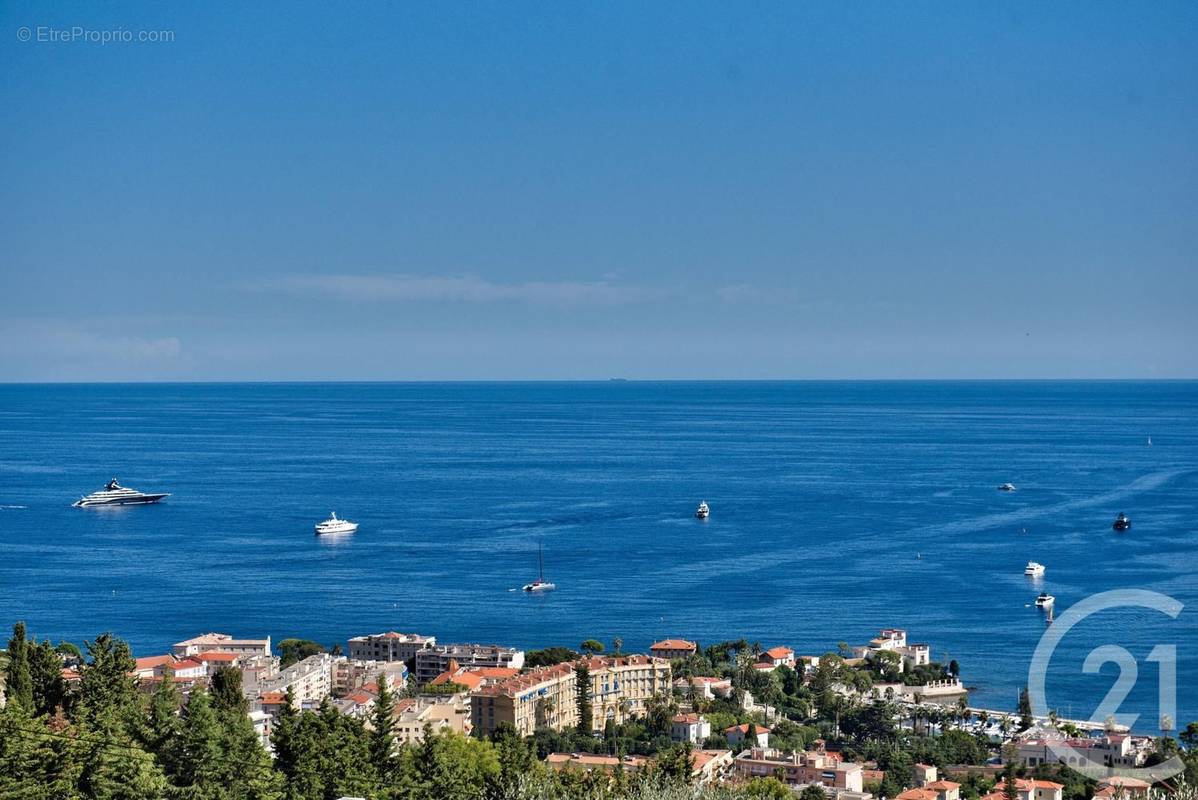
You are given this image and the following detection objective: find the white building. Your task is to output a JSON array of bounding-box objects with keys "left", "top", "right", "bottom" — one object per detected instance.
[
  {"left": 671, "top": 713, "right": 711, "bottom": 743},
  {"left": 173, "top": 633, "right": 272, "bottom": 658}
]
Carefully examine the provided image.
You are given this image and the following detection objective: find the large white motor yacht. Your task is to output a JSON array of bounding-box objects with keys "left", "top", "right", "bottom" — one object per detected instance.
[
  {"left": 1024, "top": 561, "right": 1046, "bottom": 577},
  {"left": 73, "top": 479, "right": 169, "bottom": 508},
  {"left": 315, "top": 512, "right": 358, "bottom": 535},
  {"left": 695, "top": 501, "right": 710, "bottom": 519},
  {"left": 1035, "top": 592, "right": 1055, "bottom": 608}
]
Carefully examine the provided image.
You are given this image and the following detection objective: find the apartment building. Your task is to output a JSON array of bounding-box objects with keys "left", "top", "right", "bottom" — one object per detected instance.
[
  {"left": 173, "top": 633, "right": 272, "bottom": 658},
  {"left": 414, "top": 643, "right": 524, "bottom": 684},
  {"left": 257, "top": 653, "right": 333, "bottom": 706},
  {"left": 733, "top": 748, "right": 865, "bottom": 792},
  {"left": 471, "top": 654, "right": 672, "bottom": 737},
  {"left": 347, "top": 631, "right": 435, "bottom": 663}
]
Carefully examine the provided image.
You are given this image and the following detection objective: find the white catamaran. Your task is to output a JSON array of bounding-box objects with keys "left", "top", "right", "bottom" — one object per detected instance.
[{"left": 523, "top": 544, "right": 556, "bottom": 593}]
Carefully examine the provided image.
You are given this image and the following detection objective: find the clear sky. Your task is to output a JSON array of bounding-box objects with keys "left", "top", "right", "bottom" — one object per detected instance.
[{"left": 2, "top": 2, "right": 1196, "bottom": 380}]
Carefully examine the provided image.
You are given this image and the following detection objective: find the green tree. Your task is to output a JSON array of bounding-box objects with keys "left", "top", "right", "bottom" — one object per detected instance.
[
  {"left": 276, "top": 639, "right": 326, "bottom": 670},
  {"left": 580, "top": 639, "right": 605, "bottom": 655},
  {"left": 369, "top": 672, "right": 396, "bottom": 780},
  {"left": 743, "top": 777, "right": 792, "bottom": 799},
  {"left": 524, "top": 647, "right": 579, "bottom": 668},
  {"left": 210, "top": 665, "right": 247, "bottom": 715},
  {"left": 575, "top": 664, "right": 593, "bottom": 733},
  {"left": 399, "top": 729, "right": 500, "bottom": 800},
  {"left": 28, "top": 639, "right": 65, "bottom": 717},
  {"left": 74, "top": 633, "right": 139, "bottom": 731},
  {"left": 176, "top": 688, "right": 225, "bottom": 795},
  {"left": 1018, "top": 686, "right": 1034, "bottom": 731},
  {"left": 4, "top": 622, "right": 34, "bottom": 714},
  {"left": 801, "top": 784, "right": 831, "bottom": 800},
  {"left": 142, "top": 666, "right": 182, "bottom": 773}
]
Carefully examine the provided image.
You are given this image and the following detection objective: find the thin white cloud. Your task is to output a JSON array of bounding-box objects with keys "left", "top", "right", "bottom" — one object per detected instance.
[
  {"left": 255, "top": 273, "right": 655, "bottom": 306},
  {"left": 0, "top": 321, "right": 181, "bottom": 363}
]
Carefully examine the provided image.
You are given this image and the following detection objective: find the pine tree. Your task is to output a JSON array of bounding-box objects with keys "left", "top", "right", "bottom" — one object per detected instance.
[
  {"left": 74, "top": 633, "right": 138, "bottom": 731},
  {"left": 369, "top": 672, "right": 396, "bottom": 780},
  {"left": 574, "top": 664, "right": 592, "bottom": 734},
  {"left": 1018, "top": 686, "right": 1033, "bottom": 731},
  {"left": 210, "top": 666, "right": 247, "bottom": 715},
  {"left": 28, "top": 639, "right": 66, "bottom": 717},
  {"left": 4, "top": 621, "right": 34, "bottom": 714},
  {"left": 142, "top": 666, "right": 182, "bottom": 777},
  {"left": 177, "top": 689, "right": 224, "bottom": 797}
]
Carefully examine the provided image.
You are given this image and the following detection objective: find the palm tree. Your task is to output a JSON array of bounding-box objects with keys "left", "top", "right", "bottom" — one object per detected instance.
[{"left": 612, "top": 637, "right": 623, "bottom": 655}]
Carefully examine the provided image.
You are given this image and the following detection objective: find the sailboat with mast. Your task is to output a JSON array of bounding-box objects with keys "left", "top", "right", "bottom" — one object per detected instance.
[{"left": 522, "top": 543, "right": 556, "bottom": 593}]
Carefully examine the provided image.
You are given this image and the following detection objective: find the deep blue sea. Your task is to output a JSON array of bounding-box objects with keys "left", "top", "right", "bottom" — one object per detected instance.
[{"left": 0, "top": 382, "right": 1195, "bottom": 732}]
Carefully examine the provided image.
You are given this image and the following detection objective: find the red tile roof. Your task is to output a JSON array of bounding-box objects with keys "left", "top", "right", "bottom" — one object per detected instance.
[
  {"left": 725, "top": 723, "right": 771, "bottom": 734},
  {"left": 762, "top": 646, "right": 794, "bottom": 660},
  {"left": 195, "top": 651, "right": 238, "bottom": 662}
]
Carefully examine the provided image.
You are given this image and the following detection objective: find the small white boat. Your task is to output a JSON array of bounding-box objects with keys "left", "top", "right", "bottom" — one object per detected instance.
[
  {"left": 314, "top": 512, "right": 358, "bottom": 535},
  {"left": 998, "top": 483, "right": 1016, "bottom": 492},
  {"left": 695, "top": 501, "right": 710, "bottom": 519},
  {"left": 1024, "top": 561, "right": 1046, "bottom": 577},
  {"left": 1035, "top": 593, "right": 1055, "bottom": 608},
  {"left": 523, "top": 543, "right": 555, "bottom": 593}
]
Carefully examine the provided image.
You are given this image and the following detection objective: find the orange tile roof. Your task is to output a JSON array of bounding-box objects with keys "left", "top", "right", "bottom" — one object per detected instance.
[
  {"left": 429, "top": 670, "right": 484, "bottom": 690},
  {"left": 195, "top": 651, "right": 238, "bottom": 662},
  {"left": 133, "top": 655, "right": 175, "bottom": 671},
  {"left": 897, "top": 790, "right": 939, "bottom": 800},
  {"left": 259, "top": 691, "right": 287, "bottom": 704},
  {"left": 926, "top": 781, "right": 961, "bottom": 790},
  {"left": 650, "top": 639, "right": 697, "bottom": 651},
  {"left": 672, "top": 713, "right": 704, "bottom": 724},
  {"left": 472, "top": 655, "right": 666, "bottom": 697},
  {"left": 725, "top": 723, "right": 771, "bottom": 734},
  {"left": 762, "top": 646, "right": 794, "bottom": 659},
  {"left": 170, "top": 658, "right": 204, "bottom": 671}
]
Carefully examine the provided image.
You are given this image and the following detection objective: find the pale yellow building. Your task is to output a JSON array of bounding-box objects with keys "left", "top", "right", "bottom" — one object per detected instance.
[{"left": 471, "top": 654, "right": 672, "bottom": 737}]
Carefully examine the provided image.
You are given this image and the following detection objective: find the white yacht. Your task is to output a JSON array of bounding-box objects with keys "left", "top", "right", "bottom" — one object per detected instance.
[
  {"left": 695, "top": 501, "right": 710, "bottom": 519},
  {"left": 522, "top": 544, "right": 555, "bottom": 593},
  {"left": 314, "top": 512, "right": 358, "bottom": 535},
  {"left": 73, "top": 479, "right": 169, "bottom": 508},
  {"left": 1035, "top": 592, "right": 1055, "bottom": 608},
  {"left": 1024, "top": 561, "right": 1046, "bottom": 577},
  {"left": 998, "top": 483, "right": 1016, "bottom": 492}
]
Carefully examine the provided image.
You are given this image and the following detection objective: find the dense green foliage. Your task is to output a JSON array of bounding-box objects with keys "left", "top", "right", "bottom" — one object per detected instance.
[
  {"left": 276, "top": 639, "right": 327, "bottom": 670},
  {"left": 524, "top": 647, "right": 579, "bottom": 668}
]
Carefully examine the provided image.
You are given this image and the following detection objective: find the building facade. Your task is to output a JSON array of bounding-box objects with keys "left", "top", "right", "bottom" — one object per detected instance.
[
  {"left": 471, "top": 655, "right": 672, "bottom": 737},
  {"left": 414, "top": 643, "right": 525, "bottom": 684},
  {"left": 347, "top": 632, "right": 436, "bottom": 663}
]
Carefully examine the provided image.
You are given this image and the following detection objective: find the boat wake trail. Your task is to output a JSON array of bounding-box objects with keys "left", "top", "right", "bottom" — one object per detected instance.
[{"left": 920, "top": 469, "right": 1188, "bottom": 537}]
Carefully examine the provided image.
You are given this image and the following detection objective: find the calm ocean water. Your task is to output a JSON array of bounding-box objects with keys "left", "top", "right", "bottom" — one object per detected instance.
[{"left": 0, "top": 381, "right": 1194, "bottom": 731}]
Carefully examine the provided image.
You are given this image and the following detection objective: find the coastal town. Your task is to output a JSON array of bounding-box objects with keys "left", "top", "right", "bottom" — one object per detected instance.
[{"left": 2, "top": 622, "right": 1191, "bottom": 799}]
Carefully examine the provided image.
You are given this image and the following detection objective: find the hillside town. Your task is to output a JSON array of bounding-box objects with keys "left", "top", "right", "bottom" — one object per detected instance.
[{"left": 2, "top": 621, "right": 1190, "bottom": 800}]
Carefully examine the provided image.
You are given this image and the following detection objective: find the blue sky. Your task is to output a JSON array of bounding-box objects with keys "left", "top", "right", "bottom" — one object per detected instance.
[{"left": 2, "top": 2, "right": 1195, "bottom": 380}]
